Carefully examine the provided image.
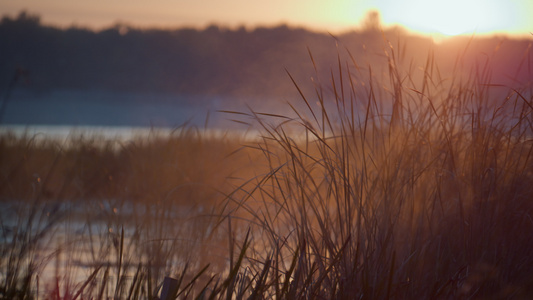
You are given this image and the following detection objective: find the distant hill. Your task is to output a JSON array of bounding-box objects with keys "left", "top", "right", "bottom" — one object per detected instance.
[{"left": 1, "top": 11, "right": 531, "bottom": 102}]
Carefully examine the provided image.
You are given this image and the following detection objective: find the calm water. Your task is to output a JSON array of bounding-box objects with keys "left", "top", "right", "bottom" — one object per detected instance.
[
  {"left": 0, "top": 88, "right": 256, "bottom": 295},
  {"left": 0, "top": 88, "right": 294, "bottom": 130},
  {"left": 2, "top": 89, "right": 215, "bottom": 127},
  {"left": 0, "top": 196, "right": 216, "bottom": 296}
]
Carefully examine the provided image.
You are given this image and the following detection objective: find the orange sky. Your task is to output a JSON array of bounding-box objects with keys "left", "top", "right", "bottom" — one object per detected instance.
[{"left": 1, "top": 0, "right": 532, "bottom": 37}]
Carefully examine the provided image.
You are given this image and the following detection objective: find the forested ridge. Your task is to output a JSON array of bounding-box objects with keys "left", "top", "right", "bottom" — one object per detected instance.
[{"left": 1, "top": 11, "right": 531, "bottom": 101}]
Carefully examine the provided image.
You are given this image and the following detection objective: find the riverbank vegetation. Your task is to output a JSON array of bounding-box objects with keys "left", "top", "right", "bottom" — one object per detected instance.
[{"left": 2, "top": 33, "right": 533, "bottom": 299}]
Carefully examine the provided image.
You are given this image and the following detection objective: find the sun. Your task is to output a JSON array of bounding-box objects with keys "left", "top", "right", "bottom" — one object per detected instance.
[
  {"left": 376, "top": 0, "right": 517, "bottom": 36},
  {"left": 419, "top": 0, "right": 482, "bottom": 35}
]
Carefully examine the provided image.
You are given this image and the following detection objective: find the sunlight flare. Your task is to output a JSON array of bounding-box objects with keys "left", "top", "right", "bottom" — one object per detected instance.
[{"left": 378, "top": 0, "right": 518, "bottom": 35}]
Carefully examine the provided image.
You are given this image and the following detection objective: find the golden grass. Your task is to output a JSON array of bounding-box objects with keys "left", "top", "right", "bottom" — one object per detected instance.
[{"left": 1, "top": 35, "right": 533, "bottom": 299}]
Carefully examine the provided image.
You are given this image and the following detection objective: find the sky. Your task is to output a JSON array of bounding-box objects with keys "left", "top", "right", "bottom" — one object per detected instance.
[{"left": 0, "top": 0, "right": 532, "bottom": 37}]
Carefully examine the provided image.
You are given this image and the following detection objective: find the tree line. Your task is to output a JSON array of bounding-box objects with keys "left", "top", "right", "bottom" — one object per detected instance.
[{"left": 1, "top": 11, "right": 530, "bottom": 102}]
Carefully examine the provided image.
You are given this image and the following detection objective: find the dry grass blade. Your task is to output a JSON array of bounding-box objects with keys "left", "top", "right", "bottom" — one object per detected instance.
[
  {"left": 176, "top": 264, "right": 210, "bottom": 299},
  {"left": 72, "top": 265, "right": 102, "bottom": 300},
  {"left": 248, "top": 257, "right": 272, "bottom": 300}
]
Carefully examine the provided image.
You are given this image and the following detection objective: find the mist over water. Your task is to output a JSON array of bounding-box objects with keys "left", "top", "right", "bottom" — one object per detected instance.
[
  {"left": 2, "top": 89, "right": 223, "bottom": 127},
  {"left": 0, "top": 88, "right": 289, "bottom": 141}
]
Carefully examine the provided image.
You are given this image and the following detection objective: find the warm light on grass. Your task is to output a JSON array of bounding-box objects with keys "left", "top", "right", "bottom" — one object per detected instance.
[{"left": 1, "top": 31, "right": 533, "bottom": 298}]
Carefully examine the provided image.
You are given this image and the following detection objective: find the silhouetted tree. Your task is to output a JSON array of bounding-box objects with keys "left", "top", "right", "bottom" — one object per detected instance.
[{"left": 361, "top": 10, "right": 382, "bottom": 32}]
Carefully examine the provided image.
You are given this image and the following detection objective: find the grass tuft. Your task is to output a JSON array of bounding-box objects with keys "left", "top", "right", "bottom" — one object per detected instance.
[{"left": 2, "top": 34, "right": 533, "bottom": 299}]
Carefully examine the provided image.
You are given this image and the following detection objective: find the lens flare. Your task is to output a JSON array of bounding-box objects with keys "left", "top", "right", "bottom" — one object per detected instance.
[{"left": 377, "top": 0, "right": 519, "bottom": 36}]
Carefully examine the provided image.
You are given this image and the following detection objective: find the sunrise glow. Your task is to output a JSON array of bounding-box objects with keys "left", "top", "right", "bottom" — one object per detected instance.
[
  {"left": 0, "top": 0, "right": 531, "bottom": 36},
  {"left": 376, "top": 0, "right": 522, "bottom": 36}
]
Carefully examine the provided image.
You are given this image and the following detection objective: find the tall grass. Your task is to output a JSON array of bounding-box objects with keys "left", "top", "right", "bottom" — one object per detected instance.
[
  {"left": 1, "top": 129, "right": 249, "bottom": 299},
  {"left": 218, "top": 38, "right": 533, "bottom": 298},
  {"left": 1, "top": 36, "right": 533, "bottom": 299}
]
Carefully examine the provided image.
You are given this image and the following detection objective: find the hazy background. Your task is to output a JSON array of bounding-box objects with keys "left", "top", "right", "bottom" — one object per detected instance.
[
  {"left": 1, "top": 0, "right": 531, "bottom": 36},
  {"left": 0, "top": 1, "right": 531, "bottom": 129}
]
